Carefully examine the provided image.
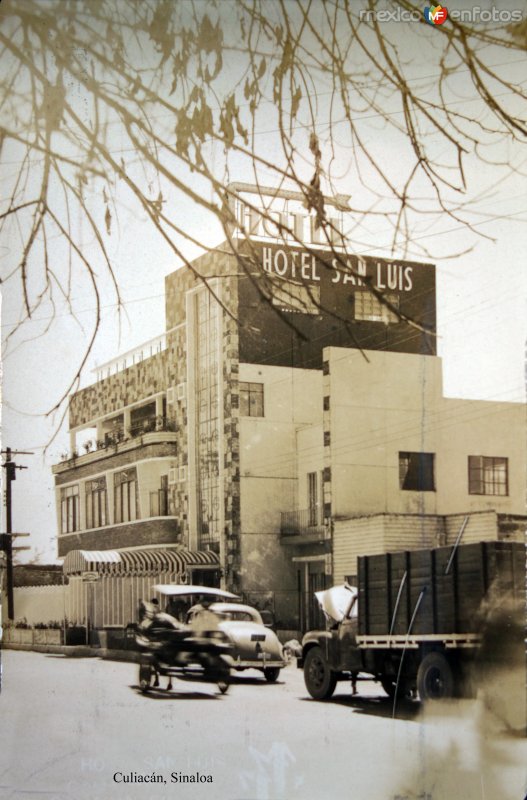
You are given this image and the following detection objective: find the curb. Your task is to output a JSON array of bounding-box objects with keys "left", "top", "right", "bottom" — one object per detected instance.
[{"left": 1, "top": 642, "right": 137, "bottom": 659}]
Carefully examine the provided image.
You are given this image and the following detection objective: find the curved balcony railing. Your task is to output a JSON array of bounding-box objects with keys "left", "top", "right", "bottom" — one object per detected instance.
[{"left": 59, "top": 417, "right": 177, "bottom": 463}]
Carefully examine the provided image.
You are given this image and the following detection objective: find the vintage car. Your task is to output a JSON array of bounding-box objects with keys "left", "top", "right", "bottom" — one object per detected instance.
[{"left": 187, "top": 601, "right": 287, "bottom": 682}]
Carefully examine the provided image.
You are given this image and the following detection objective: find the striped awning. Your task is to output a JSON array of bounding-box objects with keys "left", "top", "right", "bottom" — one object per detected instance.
[{"left": 63, "top": 546, "right": 219, "bottom": 577}]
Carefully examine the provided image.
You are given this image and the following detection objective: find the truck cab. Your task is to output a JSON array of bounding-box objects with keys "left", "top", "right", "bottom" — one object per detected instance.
[{"left": 298, "top": 584, "right": 364, "bottom": 700}]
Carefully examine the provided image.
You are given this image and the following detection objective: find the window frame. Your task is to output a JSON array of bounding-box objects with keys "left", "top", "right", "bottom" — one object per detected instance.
[
  {"left": 240, "top": 382, "right": 264, "bottom": 417},
  {"left": 468, "top": 455, "right": 508, "bottom": 496},
  {"left": 114, "top": 468, "right": 138, "bottom": 524},
  {"left": 61, "top": 485, "right": 80, "bottom": 533},
  {"left": 399, "top": 451, "right": 436, "bottom": 492},
  {"left": 307, "top": 471, "right": 318, "bottom": 526},
  {"left": 354, "top": 290, "right": 400, "bottom": 324},
  {"left": 85, "top": 477, "right": 108, "bottom": 529},
  {"left": 270, "top": 279, "right": 321, "bottom": 315}
]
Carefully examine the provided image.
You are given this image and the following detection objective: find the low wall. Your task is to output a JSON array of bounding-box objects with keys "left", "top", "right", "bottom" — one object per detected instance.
[
  {"left": 12, "top": 584, "right": 65, "bottom": 625},
  {"left": 2, "top": 628, "right": 63, "bottom": 645}
]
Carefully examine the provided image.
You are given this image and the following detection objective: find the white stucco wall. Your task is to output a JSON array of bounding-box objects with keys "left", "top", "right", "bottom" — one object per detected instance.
[
  {"left": 12, "top": 585, "right": 65, "bottom": 625},
  {"left": 324, "top": 347, "right": 526, "bottom": 519},
  {"left": 239, "top": 364, "right": 322, "bottom": 532}
]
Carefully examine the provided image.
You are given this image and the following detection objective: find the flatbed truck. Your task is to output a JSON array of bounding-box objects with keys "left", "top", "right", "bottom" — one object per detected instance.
[{"left": 298, "top": 540, "right": 525, "bottom": 701}]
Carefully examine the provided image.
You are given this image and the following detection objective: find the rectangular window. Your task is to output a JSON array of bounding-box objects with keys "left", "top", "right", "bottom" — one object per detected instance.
[
  {"left": 114, "top": 468, "right": 138, "bottom": 523},
  {"left": 399, "top": 452, "right": 435, "bottom": 491},
  {"left": 149, "top": 476, "right": 169, "bottom": 517},
  {"left": 271, "top": 279, "right": 321, "bottom": 315},
  {"left": 86, "top": 477, "right": 107, "bottom": 529},
  {"left": 61, "top": 485, "right": 80, "bottom": 533},
  {"left": 240, "top": 382, "right": 264, "bottom": 417},
  {"left": 354, "top": 290, "right": 399, "bottom": 323},
  {"left": 468, "top": 456, "right": 508, "bottom": 496},
  {"left": 308, "top": 472, "right": 318, "bottom": 526}
]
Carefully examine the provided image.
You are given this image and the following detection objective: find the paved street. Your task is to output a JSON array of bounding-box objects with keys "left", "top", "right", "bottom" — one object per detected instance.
[{"left": 0, "top": 650, "right": 525, "bottom": 800}]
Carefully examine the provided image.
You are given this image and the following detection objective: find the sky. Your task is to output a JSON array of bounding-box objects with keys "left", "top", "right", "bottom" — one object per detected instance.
[{"left": 1, "top": 1, "right": 526, "bottom": 563}]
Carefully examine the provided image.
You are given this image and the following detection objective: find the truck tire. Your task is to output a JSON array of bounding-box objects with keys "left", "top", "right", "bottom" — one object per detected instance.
[
  {"left": 304, "top": 646, "right": 337, "bottom": 700},
  {"left": 381, "top": 677, "right": 397, "bottom": 698},
  {"left": 417, "top": 651, "right": 454, "bottom": 700}
]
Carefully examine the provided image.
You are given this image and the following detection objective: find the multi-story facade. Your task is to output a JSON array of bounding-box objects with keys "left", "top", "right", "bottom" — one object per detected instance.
[{"left": 52, "top": 198, "right": 526, "bottom": 633}]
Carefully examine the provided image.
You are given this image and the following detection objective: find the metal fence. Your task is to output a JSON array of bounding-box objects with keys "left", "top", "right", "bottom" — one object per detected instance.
[{"left": 63, "top": 581, "right": 327, "bottom": 637}]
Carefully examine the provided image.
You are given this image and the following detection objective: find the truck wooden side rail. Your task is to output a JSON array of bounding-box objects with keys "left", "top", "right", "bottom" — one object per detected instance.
[{"left": 299, "top": 541, "right": 525, "bottom": 702}]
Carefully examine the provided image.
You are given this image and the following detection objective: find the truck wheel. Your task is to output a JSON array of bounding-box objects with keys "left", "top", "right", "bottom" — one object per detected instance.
[
  {"left": 417, "top": 652, "right": 454, "bottom": 700},
  {"left": 263, "top": 667, "right": 280, "bottom": 683},
  {"left": 381, "top": 677, "right": 397, "bottom": 698},
  {"left": 304, "top": 646, "right": 337, "bottom": 700}
]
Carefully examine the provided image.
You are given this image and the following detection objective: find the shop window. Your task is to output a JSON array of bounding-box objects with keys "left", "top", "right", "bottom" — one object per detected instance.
[
  {"left": 114, "top": 468, "right": 138, "bottom": 523},
  {"left": 399, "top": 452, "right": 435, "bottom": 491},
  {"left": 86, "top": 477, "right": 107, "bottom": 529},
  {"left": 240, "top": 382, "right": 264, "bottom": 417},
  {"left": 355, "top": 290, "right": 399, "bottom": 323},
  {"left": 61, "top": 485, "right": 80, "bottom": 533},
  {"left": 468, "top": 456, "right": 508, "bottom": 496}
]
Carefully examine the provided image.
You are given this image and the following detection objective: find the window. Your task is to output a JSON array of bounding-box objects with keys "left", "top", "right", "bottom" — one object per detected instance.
[
  {"left": 130, "top": 402, "right": 156, "bottom": 436},
  {"left": 194, "top": 289, "right": 222, "bottom": 549},
  {"left": 240, "top": 382, "right": 264, "bottom": 417},
  {"left": 61, "top": 485, "right": 80, "bottom": 533},
  {"left": 114, "top": 468, "right": 138, "bottom": 523},
  {"left": 399, "top": 452, "right": 435, "bottom": 491},
  {"left": 150, "top": 475, "right": 169, "bottom": 517},
  {"left": 468, "top": 456, "right": 508, "bottom": 496},
  {"left": 354, "top": 290, "right": 399, "bottom": 323},
  {"left": 307, "top": 472, "right": 319, "bottom": 526},
  {"left": 86, "top": 478, "right": 107, "bottom": 529},
  {"left": 271, "top": 279, "right": 321, "bottom": 315}
]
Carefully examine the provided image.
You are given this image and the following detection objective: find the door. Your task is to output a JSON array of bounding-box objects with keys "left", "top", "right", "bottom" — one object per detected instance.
[{"left": 298, "top": 561, "right": 327, "bottom": 633}]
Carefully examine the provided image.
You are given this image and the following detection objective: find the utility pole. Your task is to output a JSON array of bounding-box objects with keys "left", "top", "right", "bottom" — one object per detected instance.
[{"left": 1, "top": 447, "right": 33, "bottom": 620}]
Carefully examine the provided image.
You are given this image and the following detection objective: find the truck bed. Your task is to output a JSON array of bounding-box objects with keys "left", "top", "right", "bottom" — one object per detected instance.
[{"left": 357, "top": 540, "right": 525, "bottom": 637}]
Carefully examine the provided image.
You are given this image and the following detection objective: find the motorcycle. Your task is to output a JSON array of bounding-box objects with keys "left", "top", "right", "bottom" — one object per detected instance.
[{"left": 135, "top": 585, "right": 238, "bottom": 695}]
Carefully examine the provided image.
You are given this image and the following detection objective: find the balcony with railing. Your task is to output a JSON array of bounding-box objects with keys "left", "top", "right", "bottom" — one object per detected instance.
[
  {"left": 91, "top": 332, "right": 168, "bottom": 384},
  {"left": 280, "top": 508, "right": 326, "bottom": 539},
  {"left": 54, "top": 415, "right": 178, "bottom": 473}
]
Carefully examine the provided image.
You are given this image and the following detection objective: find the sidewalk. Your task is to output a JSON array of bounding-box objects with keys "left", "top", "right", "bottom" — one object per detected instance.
[{"left": 1, "top": 642, "right": 141, "bottom": 662}]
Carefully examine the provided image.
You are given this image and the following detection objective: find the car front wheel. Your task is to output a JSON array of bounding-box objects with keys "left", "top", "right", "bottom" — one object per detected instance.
[{"left": 304, "top": 646, "right": 337, "bottom": 700}]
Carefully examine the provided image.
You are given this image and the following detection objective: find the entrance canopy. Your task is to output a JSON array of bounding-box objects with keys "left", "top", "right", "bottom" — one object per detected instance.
[{"left": 63, "top": 546, "right": 219, "bottom": 577}]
